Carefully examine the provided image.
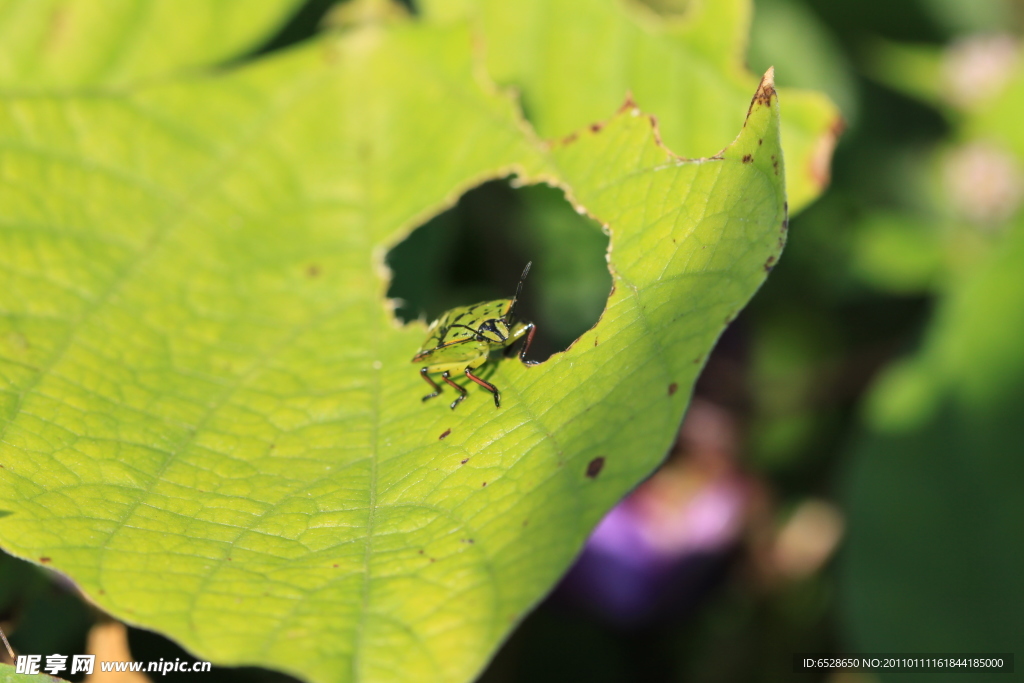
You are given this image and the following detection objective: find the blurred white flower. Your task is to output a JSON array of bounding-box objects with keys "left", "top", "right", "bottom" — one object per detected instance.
[
  {"left": 942, "top": 34, "right": 1019, "bottom": 108},
  {"left": 942, "top": 142, "right": 1024, "bottom": 226}
]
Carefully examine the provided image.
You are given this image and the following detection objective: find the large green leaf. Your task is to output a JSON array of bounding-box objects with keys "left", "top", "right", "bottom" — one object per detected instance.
[
  {"left": 0, "top": 0, "right": 302, "bottom": 89},
  {"left": 420, "top": 0, "right": 840, "bottom": 213},
  {"left": 0, "top": 9, "right": 791, "bottom": 683}
]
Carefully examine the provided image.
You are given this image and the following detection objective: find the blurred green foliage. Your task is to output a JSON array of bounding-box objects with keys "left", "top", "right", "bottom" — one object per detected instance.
[
  {"left": 751, "top": 0, "right": 1024, "bottom": 681},
  {"left": 485, "top": 0, "right": 1024, "bottom": 680}
]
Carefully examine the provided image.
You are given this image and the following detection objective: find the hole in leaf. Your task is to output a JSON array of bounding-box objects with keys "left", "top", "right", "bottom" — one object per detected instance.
[{"left": 387, "top": 178, "right": 611, "bottom": 360}]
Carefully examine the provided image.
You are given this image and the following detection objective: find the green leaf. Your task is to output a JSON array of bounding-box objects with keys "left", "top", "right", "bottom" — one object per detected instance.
[
  {"left": 863, "top": 39, "right": 946, "bottom": 107},
  {"left": 419, "top": 0, "right": 840, "bottom": 213},
  {"left": 841, "top": 40, "right": 1024, "bottom": 675},
  {"left": 849, "top": 212, "right": 945, "bottom": 294},
  {"left": 866, "top": 219, "right": 1024, "bottom": 427},
  {"left": 842, "top": 396, "right": 1024, "bottom": 682},
  {"left": 0, "top": 0, "right": 303, "bottom": 90},
  {"left": 0, "top": 13, "right": 789, "bottom": 683},
  {"left": 0, "top": 664, "right": 63, "bottom": 683},
  {"left": 843, "top": 225, "right": 1024, "bottom": 677}
]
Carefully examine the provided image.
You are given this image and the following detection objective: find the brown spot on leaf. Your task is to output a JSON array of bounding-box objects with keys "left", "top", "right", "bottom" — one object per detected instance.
[
  {"left": 765, "top": 255, "right": 777, "bottom": 272},
  {"left": 586, "top": 457, "right": 606, "bottom": 479},
  {"left": 40, "top": 557, "right": 51, "bottom": 564},
  {"left": 742, "top": 154, "right": 753, "bottom": 164},
  {"left": 594, "top": 337, "right": 598, "bottom": 346},
  {"left": 306, "top": 264, "right": 321, "bottom": 278},
  {"left": 562, "top": 132, "right": 578, "bottom": 144},
  {"left": 481, "top": 481, "right": 487, "bottom": 487},
  {"left": 668, "top": 382, "right": 678, "bottom": 396},
  {"left": 333, "top": 563, "right": 339, "bottom": 568},
  {"left": 430, "top": 557, "right": 436, "bottom": 562},
  {"left": 460, "top": 458, "right": 468, "bottom": 465},
  {"left": 418, "top": 549, "right": 424, "bottom": 554},
  {"left": 439, "top": 429, "right": 451, "bottom": 440},
  {"left": 590, "top": 122, "right": 603, "bottom": 133},
  {"left": 745, "top": 68, "right": 778, "bottom": 120},
  {"left": 758, "top": 138, "right": 763, "bottom": 146}
]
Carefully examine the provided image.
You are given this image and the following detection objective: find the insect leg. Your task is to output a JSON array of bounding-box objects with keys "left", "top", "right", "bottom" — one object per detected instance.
[
  {"left": 503, "top": 322, "right": 536, "bottom": 359},
  {"left": 518, "top": 323, "right": 538, "bottom": 365},
  {"left": 420, "top": 367, "right": 442, "bottom": 402},
  {"left": 441, "top": 371, "right": 468, "bottom": 410},
  {"left": 465, "top": 368, "right": 501, "bottom": 408}
]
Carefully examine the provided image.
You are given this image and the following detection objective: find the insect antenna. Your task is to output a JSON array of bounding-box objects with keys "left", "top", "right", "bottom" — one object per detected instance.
[{"left": 506, "top": 261, "right": 532, "bottom": 322}]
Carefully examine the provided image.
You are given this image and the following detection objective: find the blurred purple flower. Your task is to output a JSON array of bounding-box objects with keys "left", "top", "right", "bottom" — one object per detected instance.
[{"left": 560, "top": 460, "right": 747, "bottom": 625}]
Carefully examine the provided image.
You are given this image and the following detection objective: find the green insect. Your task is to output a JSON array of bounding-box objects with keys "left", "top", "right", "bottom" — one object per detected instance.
[{"left": 413, "top": 262, "right": 537, "bottom": 410}]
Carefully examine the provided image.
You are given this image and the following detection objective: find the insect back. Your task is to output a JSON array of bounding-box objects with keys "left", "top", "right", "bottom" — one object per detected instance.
[{"left": 412, "top": 263, "right": 536, "bottom": 410}]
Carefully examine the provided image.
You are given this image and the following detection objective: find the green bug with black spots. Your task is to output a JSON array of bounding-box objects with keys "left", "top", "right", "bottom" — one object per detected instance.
[{"left": 413, "top": 262, "right": 537, "bottom": 410}]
